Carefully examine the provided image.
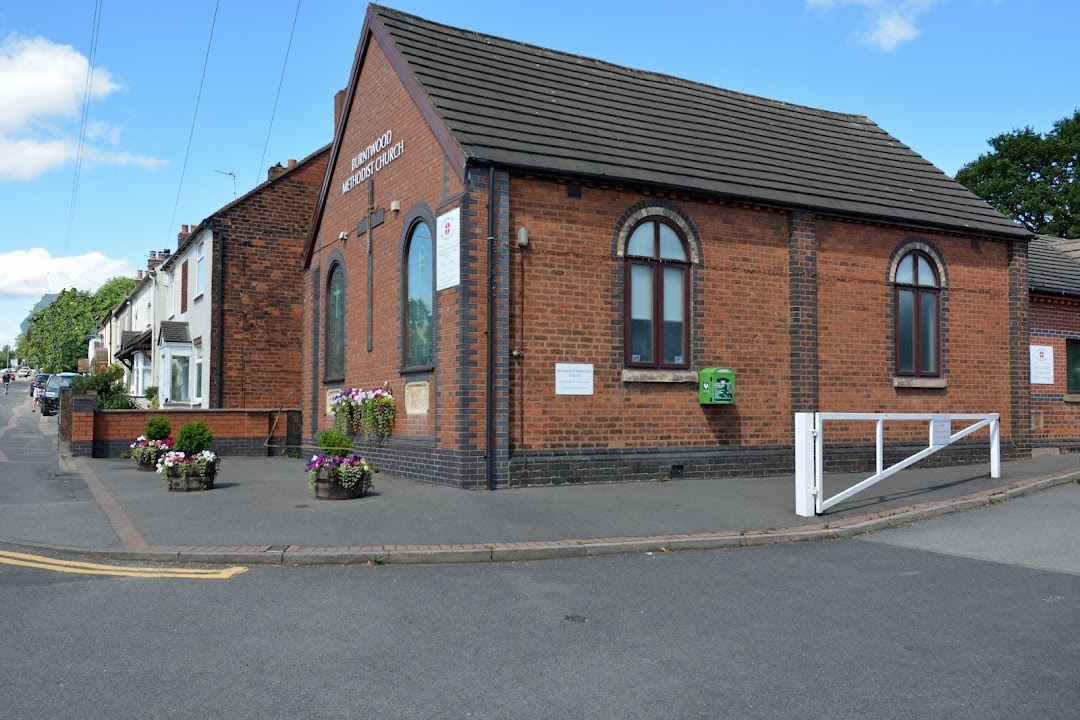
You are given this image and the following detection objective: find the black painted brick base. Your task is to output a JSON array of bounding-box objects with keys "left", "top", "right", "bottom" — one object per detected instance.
[{"left": 91, "top": 437, "right": 282, "bottom": 459}]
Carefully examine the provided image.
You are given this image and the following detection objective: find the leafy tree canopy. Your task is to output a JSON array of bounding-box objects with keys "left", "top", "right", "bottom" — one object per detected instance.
[
  {"left": 955, "top": 110, "right": 1080, "bottom": 238},
  {"left": 21, "top": 276, "right": 136, "bottom": 372}
]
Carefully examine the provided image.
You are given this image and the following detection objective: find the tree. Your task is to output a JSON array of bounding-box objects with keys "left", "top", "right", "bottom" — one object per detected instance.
[
  {"left": 955, "top": 110, "right": 1080, "bottom": 239},
  {"left": 1, "top": 344, "right": 12, "bottom": 369}
]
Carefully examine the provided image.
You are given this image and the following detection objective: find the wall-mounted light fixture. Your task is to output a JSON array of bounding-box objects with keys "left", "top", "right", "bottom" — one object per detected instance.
[
  {"left": 338, "top": 231, "right": 349, "bottom": 241},
  {"left": 390, "top": 200, "right": 401, "bottom": 212},
  {"left": 517, "top": 227, "right": 529, "bottom": 248}
]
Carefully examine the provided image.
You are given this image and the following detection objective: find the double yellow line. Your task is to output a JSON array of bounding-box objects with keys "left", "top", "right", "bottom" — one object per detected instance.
[{"left": 0, "top": 550, "right": 247, "bottom": 579}]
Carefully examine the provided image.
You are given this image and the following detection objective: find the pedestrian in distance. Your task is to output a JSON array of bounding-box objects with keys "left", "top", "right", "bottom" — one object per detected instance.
[{"left": 2, "top": 370, "right": 10, "bottom": 394}]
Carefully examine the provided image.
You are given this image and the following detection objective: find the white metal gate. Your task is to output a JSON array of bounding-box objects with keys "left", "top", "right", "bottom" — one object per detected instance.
[{"left": 794, "top": 412, "right": 1000, "bottom": 517}]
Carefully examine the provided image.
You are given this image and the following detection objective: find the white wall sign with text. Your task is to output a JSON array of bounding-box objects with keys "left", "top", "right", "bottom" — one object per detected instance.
[
  {"left": 555, "top": 363, "right": 594, "bottom": 395},
  {"left": 1030, "top": 345, "right": 1054, "bottom": 384},
  {"left": 436, "top": 207, "right": 461, "bottom": 291}
]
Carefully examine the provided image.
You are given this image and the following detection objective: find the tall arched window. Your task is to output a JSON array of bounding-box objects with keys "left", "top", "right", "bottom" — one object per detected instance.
[
  {"left": 894, "top": 251, "right": 940, "bottom": 376},
  {"left": 404, "top": 221, "right": 433, "bottom": 369},
  {"left": 625, "top": 218, "right": 690, "bottom": 369},
  {"left": 325, "top": 264, "right": 345, "bottom": 379}
]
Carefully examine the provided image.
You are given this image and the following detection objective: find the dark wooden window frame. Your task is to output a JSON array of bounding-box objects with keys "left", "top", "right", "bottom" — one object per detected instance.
[
  {"left": 893, "top": 250, "right": 941, "bottom": 377},
  {"left": 623, "top": 217, "right": 691, "bottom": 370},
  {"left": 324, "top": 262, "right": 346, "bottom": 382},
  {"left": 401, "top": 219, "right": 435, "bottom": 373}
]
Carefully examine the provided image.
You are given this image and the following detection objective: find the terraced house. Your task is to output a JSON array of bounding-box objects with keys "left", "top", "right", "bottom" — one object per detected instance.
[{"left": 301, "top": 5, "right": 1033, "bottom": 489}]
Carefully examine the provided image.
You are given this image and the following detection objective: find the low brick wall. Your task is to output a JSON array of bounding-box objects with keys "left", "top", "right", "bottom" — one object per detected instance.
[{"left": 65, "top": 391, "right": 300, "bottom": 458}]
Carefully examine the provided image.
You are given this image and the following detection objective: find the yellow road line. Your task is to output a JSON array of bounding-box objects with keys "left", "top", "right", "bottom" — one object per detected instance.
[{"left": 0, "top": 550, "right": 247, "bottom": 579}]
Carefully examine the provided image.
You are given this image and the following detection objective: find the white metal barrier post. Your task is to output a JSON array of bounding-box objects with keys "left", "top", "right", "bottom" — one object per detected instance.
[{"left": 794, "top": 413, "right": 816, "bottom": 517}]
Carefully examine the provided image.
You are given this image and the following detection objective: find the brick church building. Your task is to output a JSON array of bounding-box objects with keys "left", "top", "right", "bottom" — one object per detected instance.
[{"left": 301, "top": 5, "right": 1032, "bottom": 488}]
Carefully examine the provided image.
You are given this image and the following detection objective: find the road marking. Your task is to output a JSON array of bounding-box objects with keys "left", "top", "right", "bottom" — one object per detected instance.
[{"left": 0, "top": 550, "right": 247, "bottom": 579}]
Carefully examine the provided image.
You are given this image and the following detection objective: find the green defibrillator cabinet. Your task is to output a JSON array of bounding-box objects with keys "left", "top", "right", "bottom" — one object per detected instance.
[{"left": 698, "top": 367, "right": 735, "bottom": 405}]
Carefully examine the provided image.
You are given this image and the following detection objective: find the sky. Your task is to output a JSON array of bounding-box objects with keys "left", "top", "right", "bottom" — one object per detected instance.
[{"left": 1, "top": 0, "right": 1077, "bottom": 354}]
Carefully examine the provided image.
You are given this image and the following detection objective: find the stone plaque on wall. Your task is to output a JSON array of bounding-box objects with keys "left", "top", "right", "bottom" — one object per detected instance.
[
  {"left": 325, "top": 389, "right": 339, "bottom": 417},
  {"left": 405, "top": 381, "right": 430, "bottom": 415}
]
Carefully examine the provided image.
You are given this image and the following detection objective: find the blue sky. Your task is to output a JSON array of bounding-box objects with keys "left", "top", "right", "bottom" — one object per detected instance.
[{"left": 1, "top": 0, "right": 1077, "bottom": 352}]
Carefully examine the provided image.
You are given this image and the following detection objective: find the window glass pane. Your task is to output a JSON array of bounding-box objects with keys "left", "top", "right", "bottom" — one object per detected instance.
[
  {"left": 658, "top": 223, "right": 686, "bottom": 261},
  {"left": 630, "top": 264, "right": 653, "bottom": 363},
  {"left": 897, "top": 289, "right": 914, "bottom": 372},
  {"left": 170, "top": 356, "right": 190, "bottom": 402},
  {"left": 327, "top": 268, "right": 345, "bottom": 377},
  {"left": 194, "top": 346, "right": 203, "bottom": 400},
  {"left": 920, "top": 291, "right": 937, "bottom": 373},
  {"left": 406, "top": 223, "right": 434, "bottom": 367},
  {"left": 896, "top": 255, "right": 914, "bottom": 285},
  {"left": 917, "top": 256, "right": 936, "bottom": 287},
  {"left": 1068, "top": 341, "right": 1080, "bottom": 394},
  {"left": 627, "top": 222, "right": 654, "bottom": 258},
  {"left": 662, "top": 267, "right": 685, "bottom": 364}
]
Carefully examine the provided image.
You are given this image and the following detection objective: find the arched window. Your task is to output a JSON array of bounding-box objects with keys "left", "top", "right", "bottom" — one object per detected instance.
[
  {"left": 894, "top": 251, "right": 940, "bottom": 376},
  {"left": 325, "top": 264, "right": 345, "bottom": 379},
  {"left": 404, "top": 221, "right": 433, "bottom": 369},
  {"left": 625, "top": 218, "right": 690, "bottom": 369}
]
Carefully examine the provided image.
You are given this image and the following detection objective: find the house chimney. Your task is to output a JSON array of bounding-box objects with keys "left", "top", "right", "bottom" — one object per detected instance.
[
  {"left": 287, "top": 158, "right": 297, "bottom": 169},
  {"left": 147, "top": 250, "right": 161, "bottom": 273},
  {"left": 178, "top": 224, "right": 191, "bottom": 244},
  {"left": 161, "top": 248, "right": 171, "bottom": 259},
  {"left": 334, "top": 89, "right": 346, "bottom": 130},
  {"left": 268, "top": 162, "right": 286, "bottom": 181},
  {"left": 137, "top": 270, "right": 144, "bottom": 281}
]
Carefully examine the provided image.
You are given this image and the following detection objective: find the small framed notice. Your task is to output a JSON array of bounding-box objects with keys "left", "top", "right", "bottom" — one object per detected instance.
[
  {"left": 555, "top": 363, "right": 593, "bottom": 395},
  {"left": 435, "top": 207, "right": 460, "bottom": 291},
  {"left": 1030, "top": 345, "right": 1054, "bottom": 384}
]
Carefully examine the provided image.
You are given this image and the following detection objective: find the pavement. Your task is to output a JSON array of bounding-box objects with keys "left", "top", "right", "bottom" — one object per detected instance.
[{"left": 1, "top": 381, "right": 1078, "bottom": 566}]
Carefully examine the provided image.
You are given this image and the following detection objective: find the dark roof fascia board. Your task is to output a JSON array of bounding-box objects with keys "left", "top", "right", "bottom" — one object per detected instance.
[
  {"left": 481, "top": 160, "right": 1033, "bottom": 244},
  {"left": 303, "top": 6, "right": 468, "bottom": 269},
  {"left": 303, "top": 7, "right": 376, "bottom": 268},
  {"left": 1031, "top": 286, "right": 1080, "bottom": 299},
  {"left": 369, "top": 12, "right": 467, "bottom": 179}
]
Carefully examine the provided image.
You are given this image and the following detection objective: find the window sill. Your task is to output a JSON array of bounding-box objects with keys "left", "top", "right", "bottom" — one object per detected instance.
[
  {"left": 1064, "top": 394, "right": 1080, "bottom": 403},
  {"left": 621, "top": 369, "right": 698, "bottom": 384},
  {"left": 893, "top": 377, "right": 947, "bottom": 389}
]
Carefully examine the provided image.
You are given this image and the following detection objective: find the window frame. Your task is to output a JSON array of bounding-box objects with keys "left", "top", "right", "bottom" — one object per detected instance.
[
  {"left": 195, "top": 240, "right": 205, "bottom": 297},
  {"left": 893, "top": 250, "right": 941, "bottom": 378},
  {"left": 402, "top": 219, "right": 435, "bottom": 372},
  {"left": 1067, "top": 339, "right": 1080, "bottom": 395},
  {"left": 622, "top": 217, "right": 691, "bottom": 370},
  {"left": 324, "top": 262, "right": 346, "bottom": 382}
]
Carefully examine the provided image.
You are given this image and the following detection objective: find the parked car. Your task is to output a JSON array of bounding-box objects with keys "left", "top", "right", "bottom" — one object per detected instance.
[
  {"left": 41, "top": 373, "right": 82, "bottom": 417},
  {"left": 31, "top": 373, "right": 50, "bottom": 396},
  {"left": 17, "top": 368, "right": 32, "bottom": 378}
]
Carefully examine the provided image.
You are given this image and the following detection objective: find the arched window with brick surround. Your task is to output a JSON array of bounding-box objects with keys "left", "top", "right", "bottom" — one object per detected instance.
[
  {"left": 325, "top": 263, "right": 345, "bottom": 380},
  {"left": 624, "top": 217, "right": 691, "bottom": 369},
  {"left": 403, "top": 220, "right": 433, "bottom": 370},
  {"left": 893, "top": 250, "right": 941, "bottom": 376}
]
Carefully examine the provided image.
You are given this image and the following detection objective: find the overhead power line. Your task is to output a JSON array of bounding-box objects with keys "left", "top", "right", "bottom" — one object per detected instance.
[
  {"left": 255, "top": 0, "right": 303, "bottom": 187},
  {"left": 166, "top": 0, "right": 221, "bottom": 247},
  {"left": 64, "top": 0, "right": 103, "bottom": 256}
]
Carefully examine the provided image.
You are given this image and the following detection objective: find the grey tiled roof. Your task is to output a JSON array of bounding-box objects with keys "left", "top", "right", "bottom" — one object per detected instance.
[
  {"left": 158, "top": 321, "right": 190, "bottom": 344},
  {"left": 1030, "top": 235, "right": 1080, "bottom": 298},
  {"left": 119, "top": 330, "right": 146, "bottom": 350},
  {"left": 373, "top": 6, "right": 1029, "bottom": 240}
]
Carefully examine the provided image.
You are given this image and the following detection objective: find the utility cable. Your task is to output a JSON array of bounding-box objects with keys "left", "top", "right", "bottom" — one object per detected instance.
[
  {"left": 64, "top": 0, "right": 103, "bottom": 256},
  {"left": 255, "top": 0, "right": 302, "bottom": 187},
  {"left": 166, "top": 0, "right": 221, "bottom": 247}
]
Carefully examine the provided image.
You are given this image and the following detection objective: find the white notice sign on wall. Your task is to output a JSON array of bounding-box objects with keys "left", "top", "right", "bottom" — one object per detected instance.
[
  {"left": 555, "top": 363, "right": 594, "bottom": 395},
  {"left": 1030, "top": 345, "right": 1054, "bottom": 384},
  {"left": 436, "top": 207, "right": 460, "bottom": 291}
]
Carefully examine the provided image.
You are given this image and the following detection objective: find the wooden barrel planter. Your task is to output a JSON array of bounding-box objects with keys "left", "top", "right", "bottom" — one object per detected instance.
[
  {"left": 314, "top": 470, "right": 366, "bottom": 500},
  {"left": 166, "top": 464, "right": 217, "bottom": 492},
  {"left": 136, "top": 457, "right": 157, "bottom": 472}
]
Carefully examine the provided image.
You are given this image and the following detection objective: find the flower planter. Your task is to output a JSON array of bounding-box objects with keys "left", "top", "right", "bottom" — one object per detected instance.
[
  {"left": 314, "top": 469, "right": 366, "bottom": 500},
  {"left": 166, "top": 464, "right": 217, "bottom": 492},
  {"left": 136, "top": 457, "right": 158, "bottom": 472}
]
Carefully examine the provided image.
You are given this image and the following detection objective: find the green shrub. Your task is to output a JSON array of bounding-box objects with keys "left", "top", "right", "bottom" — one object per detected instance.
[
  {"left": 145, "top": 386, "right": 159, "bottom": 410},
  {"left": 144, "top": 416, "right": 172, "bottom": 441},
  {"left": 76, "top": 363, "right": 137, "bottom": 409},
  {"left": 174, "top": 420, "right": 214, "bottom": 454},
  {"left": 318, "top": 429, "right": 353, "bottom": 458}
]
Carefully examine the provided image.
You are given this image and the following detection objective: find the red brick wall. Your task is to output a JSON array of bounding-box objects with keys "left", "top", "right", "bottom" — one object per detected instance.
[
  {"left": 303, "top": 37, "right": 464, "bottom": 447},
  {"left": 1030, "top": 295, "right": 1080, "bottom": 445},
  {"left": 212, "top": 146, "right": 329, "bottom": 410}
]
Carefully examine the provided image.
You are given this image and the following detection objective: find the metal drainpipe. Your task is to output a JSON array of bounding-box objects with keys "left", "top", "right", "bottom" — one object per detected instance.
[
  {"left": 486, "top": 165, "right": 496, "bottom": 490},
  {"left": 214, "top": 224, "right": 224, "bottom": 408}
]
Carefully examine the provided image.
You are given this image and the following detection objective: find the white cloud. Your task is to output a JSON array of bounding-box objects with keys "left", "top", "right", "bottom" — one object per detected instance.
[
  {"left": 0, "top": 33, "right": 162, "bottom": 181},
  {"left": 807, "top": 0, "right": 936, "bottom": 52},
  {"left": 0, "top": 247, "right": 135, "bottom": 298}
]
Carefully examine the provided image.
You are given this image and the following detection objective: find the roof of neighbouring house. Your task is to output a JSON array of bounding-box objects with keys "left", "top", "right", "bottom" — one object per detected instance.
[
  {"left": 1030, "top": 235, "right": 1080, "bottom": 298},
  {"left": 363, "top": 5, "right": 1029, "bottom": 241},
  {"left": 158, "top": 321, "right": 191, "bottom": 344}
]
